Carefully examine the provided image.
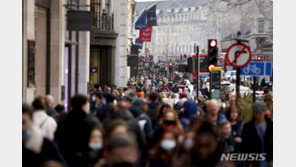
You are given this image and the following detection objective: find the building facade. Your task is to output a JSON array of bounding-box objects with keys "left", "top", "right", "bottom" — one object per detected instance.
[
  {"left": 90, "top": 0, "right": 135, "bottom": 87},
  {"left": 23, "top": 0, "right": 90, "bottom": 107},
  {"left": 135, "top": 0, "right": 273, "bottom": 63}
]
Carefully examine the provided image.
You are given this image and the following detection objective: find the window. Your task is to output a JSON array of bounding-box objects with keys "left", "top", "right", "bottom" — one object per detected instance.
[
  {"left": 105, "top": 0, "right": 110, "bottom": 13},
  {"left": 259, "top": 19, "right": 265, "bottom": 33}
]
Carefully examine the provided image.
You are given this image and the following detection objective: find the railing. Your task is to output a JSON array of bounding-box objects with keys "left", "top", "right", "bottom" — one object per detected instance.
[{"left": 91, "top": 10, "right": 114, "bottom": 31}]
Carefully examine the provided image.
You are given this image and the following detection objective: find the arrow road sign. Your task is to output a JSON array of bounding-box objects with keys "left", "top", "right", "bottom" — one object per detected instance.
[
  {"left": 226, "top": 43, "right": 252, "bottom": 68},
  {"left": 240, "top": 61, "right": 272, "bottom": 76}
]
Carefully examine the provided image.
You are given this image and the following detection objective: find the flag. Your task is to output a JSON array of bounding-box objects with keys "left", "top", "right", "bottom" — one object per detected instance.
[
  {"left": 135, "top": 38, "right": 143, "bottom": 49},
  {"left": 139, "top": 25, "right": 152, "bottom": 42},
  {"left": 135, "top": 10, "right": 147, "bottom": 30},
  {"left": 147, "top": 4, "right": 157, "bottom": 26}
]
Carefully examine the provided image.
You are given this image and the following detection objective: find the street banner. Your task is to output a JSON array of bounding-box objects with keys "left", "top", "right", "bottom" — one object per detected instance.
[
  {"left": 139, "top": 25, "right": 152, "bottom": 42},
  {"left": 135, "top": 10, "right": 147, "bottom": 30},
  {"left": 147, "top": 4, "right": 157, "bottom": 26},
  {"left": 135, "top": 38, "right": 143, "bottom": 49}
]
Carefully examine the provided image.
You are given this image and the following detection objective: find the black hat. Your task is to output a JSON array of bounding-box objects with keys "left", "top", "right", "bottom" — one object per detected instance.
[{"left": 252, "top": 102, "right": 267, "bottom": 114}]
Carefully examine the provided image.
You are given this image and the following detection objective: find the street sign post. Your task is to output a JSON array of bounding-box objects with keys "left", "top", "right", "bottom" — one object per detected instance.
[
  {"left": 226, "top": 43, "right": 252, "bottom": 68},
  {"left": 240, "top": 61, "right": 272, "bottom": 76},
  {"left": 226, "top": 42, "right": 252, "bottom": 105}
]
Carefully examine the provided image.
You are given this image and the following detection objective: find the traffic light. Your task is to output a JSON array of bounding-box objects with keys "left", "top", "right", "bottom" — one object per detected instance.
[
  {"left": 257, "top": 56, "right": 263, "bottom": 61},
  {"left": 169, "top": 62, "right": 173, "bottom": 73},
  {"left": 207, "top": 39, "right": 218, "bottom": 72}
]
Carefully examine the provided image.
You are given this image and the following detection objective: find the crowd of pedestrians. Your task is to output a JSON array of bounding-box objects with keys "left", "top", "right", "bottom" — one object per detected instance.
[{"left": 23, "top": 73, "right": 273, "bottom": 167}]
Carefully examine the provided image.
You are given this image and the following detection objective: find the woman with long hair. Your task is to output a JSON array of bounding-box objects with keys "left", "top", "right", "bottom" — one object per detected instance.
[
  {"left": 148, "top": 130, "right": 180, "bottom": 167},
  {"left": 150, "top": 108, "right": 183, "bottom": 149}
]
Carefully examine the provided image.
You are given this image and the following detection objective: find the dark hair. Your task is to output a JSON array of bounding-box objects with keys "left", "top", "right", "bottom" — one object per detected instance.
[
  {"left": 94, "top": 84, "right": 100, "bottom": 89},
  {"left": 22, "top": 104, "right": 33, "bottom": 118},
  {"left": 149, "top": 129, "right": 180, "bottom": 161},
  {"left": 54, "top": 104, "right": 65, "bottom": 113},
  {"left": 104, "top": 93, "right": 116, "bottom": 103},
  {"left": 123, "top": 87, "right": 128, "bottom": 92},
  {"left": 149, "top": 92, "right": 159, "bottom": 101},
  {"left": 225, "top": 105, "right": 239, "bottom": 121},
  {"left": 32, "top": 96, "right": 46, "bottom": 110},
  {"left": 70, "top": 94, "right": 88, "bottom": 111},
  {"left": 105, "top": 119, "right": 131, "bottom": 138},
  {"left": 105, "top": 133, "right": 137, "bottom": 153},
  {"left": 94, "top": 91, "right": 103, "bottom": 99},
  {"left": 157, "top": 103, "right": 172, "bottom": 117}
]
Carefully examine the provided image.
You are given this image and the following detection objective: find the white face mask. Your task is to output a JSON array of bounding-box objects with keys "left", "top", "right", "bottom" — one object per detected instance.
[
  {"left": 160, "top": 139, "right": 176, "bottom": 151},
  {"left": 102, "top": 98, "right": 106, "bottom": 105},
  {"left": 92, "top": 95, "right": 96, "bottom": 102},
  {"left": 113, "top": 100, "right": 117, "bottom": 106},
  {"left": 89, "top": 142, "right": 103, "bottom": 150}
]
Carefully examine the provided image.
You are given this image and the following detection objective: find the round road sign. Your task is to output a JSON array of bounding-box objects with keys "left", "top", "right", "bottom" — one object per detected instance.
[{"left": 226, "top": 43, "right": 252, "bottom": 68}]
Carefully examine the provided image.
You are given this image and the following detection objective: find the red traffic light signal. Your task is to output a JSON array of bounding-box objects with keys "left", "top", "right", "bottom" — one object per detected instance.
[
  {"left": 257, "top": 56, "right": 263, "bottom": 61},
  {"left": 210, "top": 40, "right": 217, "bottom": 47},
  {"left": 169, "top": 62, "right": 173, "bottom": 67}
]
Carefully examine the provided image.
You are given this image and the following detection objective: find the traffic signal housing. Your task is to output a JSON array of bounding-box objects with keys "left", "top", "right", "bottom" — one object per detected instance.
[
  {"left": 207, "top": 39, "right": 218, "bottom": 72},
  {"left": 169, "top": 62, "right": 173, "bottom": 73}
]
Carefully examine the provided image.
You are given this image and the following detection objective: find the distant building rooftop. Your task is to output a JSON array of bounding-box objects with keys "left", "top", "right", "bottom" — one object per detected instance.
[{"left": 135, "top": 0, "right": 208, "bottom": 15}]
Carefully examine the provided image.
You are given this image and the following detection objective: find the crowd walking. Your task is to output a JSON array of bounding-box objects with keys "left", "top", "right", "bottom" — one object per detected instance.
[{"left": 23, "top": 71, "right": 273, "bottom": 167}]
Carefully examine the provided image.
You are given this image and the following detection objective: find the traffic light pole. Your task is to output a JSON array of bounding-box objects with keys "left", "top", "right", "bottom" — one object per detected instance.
[
  {"left": 236, "top": 68, "right": 241, "bottom": 104},
  {"left": 253, "top": 76, "right": 256, "bottom": 102},
  {"left": 196, "top": 46, "right": 200, "bottom": 103}
]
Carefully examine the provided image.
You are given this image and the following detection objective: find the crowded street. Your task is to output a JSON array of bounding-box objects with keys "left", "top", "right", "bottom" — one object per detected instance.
[{"left": 21, "top": 0, "right": 274, "bottom": 167}]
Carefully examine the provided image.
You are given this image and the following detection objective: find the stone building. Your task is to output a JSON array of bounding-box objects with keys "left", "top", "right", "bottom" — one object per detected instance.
[
  {"left": 135, "top": 0, "right": 273, "bottom": 63},
  {"left": 23, "top": 0, "right": 135, "bottom": 105},
  {"left": 90, "top": 0, "right": 135, "bottom": 87},
  {"left": 22, "top": 0, "right": 90, "bottom": 107}
]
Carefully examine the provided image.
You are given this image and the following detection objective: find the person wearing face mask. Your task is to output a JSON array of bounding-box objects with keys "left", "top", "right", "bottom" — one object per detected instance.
[
  {"left": 173, "top": 120, "right": 235, "bottom": 167},
  {"left": 94, "top": 134, "right": 140, "bottom": 167},
  {"left": 148, "top": 130, "right": 179, "bottom": 167},
  {"left": 54, "top": 94, "right": 101, "bottom": 167},
  {"left": 22, "top": 104, "right": 67, "bottom": 167},
  {"left": 151, "top": 108, "right": 183, "bottom": 149},
  {"left": 88, "top": 124, "right": 105, "bottom": 167},
  {"left": 91, "top": 91, "right": 103, "bottom": 116}
]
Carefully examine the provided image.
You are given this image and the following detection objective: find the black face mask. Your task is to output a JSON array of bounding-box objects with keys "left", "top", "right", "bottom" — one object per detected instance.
[
  {"left": 112, "top": 162, "right": 138, "bottom": 167},
  {"left": 163, "top": 120, "right": 176, "bottom": 126}
]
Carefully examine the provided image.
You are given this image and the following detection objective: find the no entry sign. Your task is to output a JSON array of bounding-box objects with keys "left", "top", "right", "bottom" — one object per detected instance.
[{"left": 226, "top": 43, "right": 252, "bottom": 68}]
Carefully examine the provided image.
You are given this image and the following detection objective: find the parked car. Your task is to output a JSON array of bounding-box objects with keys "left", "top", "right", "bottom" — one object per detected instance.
[{"left": 223, "top": 71, "right": 231, "bottom": 80}]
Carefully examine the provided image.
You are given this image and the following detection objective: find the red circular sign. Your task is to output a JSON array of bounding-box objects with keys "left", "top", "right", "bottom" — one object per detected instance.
[{"left": 226, "top": 43, "right": 252, "bottom": 68}]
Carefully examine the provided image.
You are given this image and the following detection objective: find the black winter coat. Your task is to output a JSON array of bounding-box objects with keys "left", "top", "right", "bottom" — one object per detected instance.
[
  {"left": 22, "top": 138, "right": 67, "bottom": 167},
  {"left": 241, "top": 117, "right": 273, "bottom": 166},
  {"left": 54, "top": 110, "right": 101, "bottom": 167}
]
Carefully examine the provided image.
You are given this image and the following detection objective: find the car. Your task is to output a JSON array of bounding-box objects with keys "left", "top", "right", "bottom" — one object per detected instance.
[
  {"left": 228, "top": 84, "right": 252, "bottom": 97},
  {"left": 223, "top": 71, "right": 231, "bottom": 80}
]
